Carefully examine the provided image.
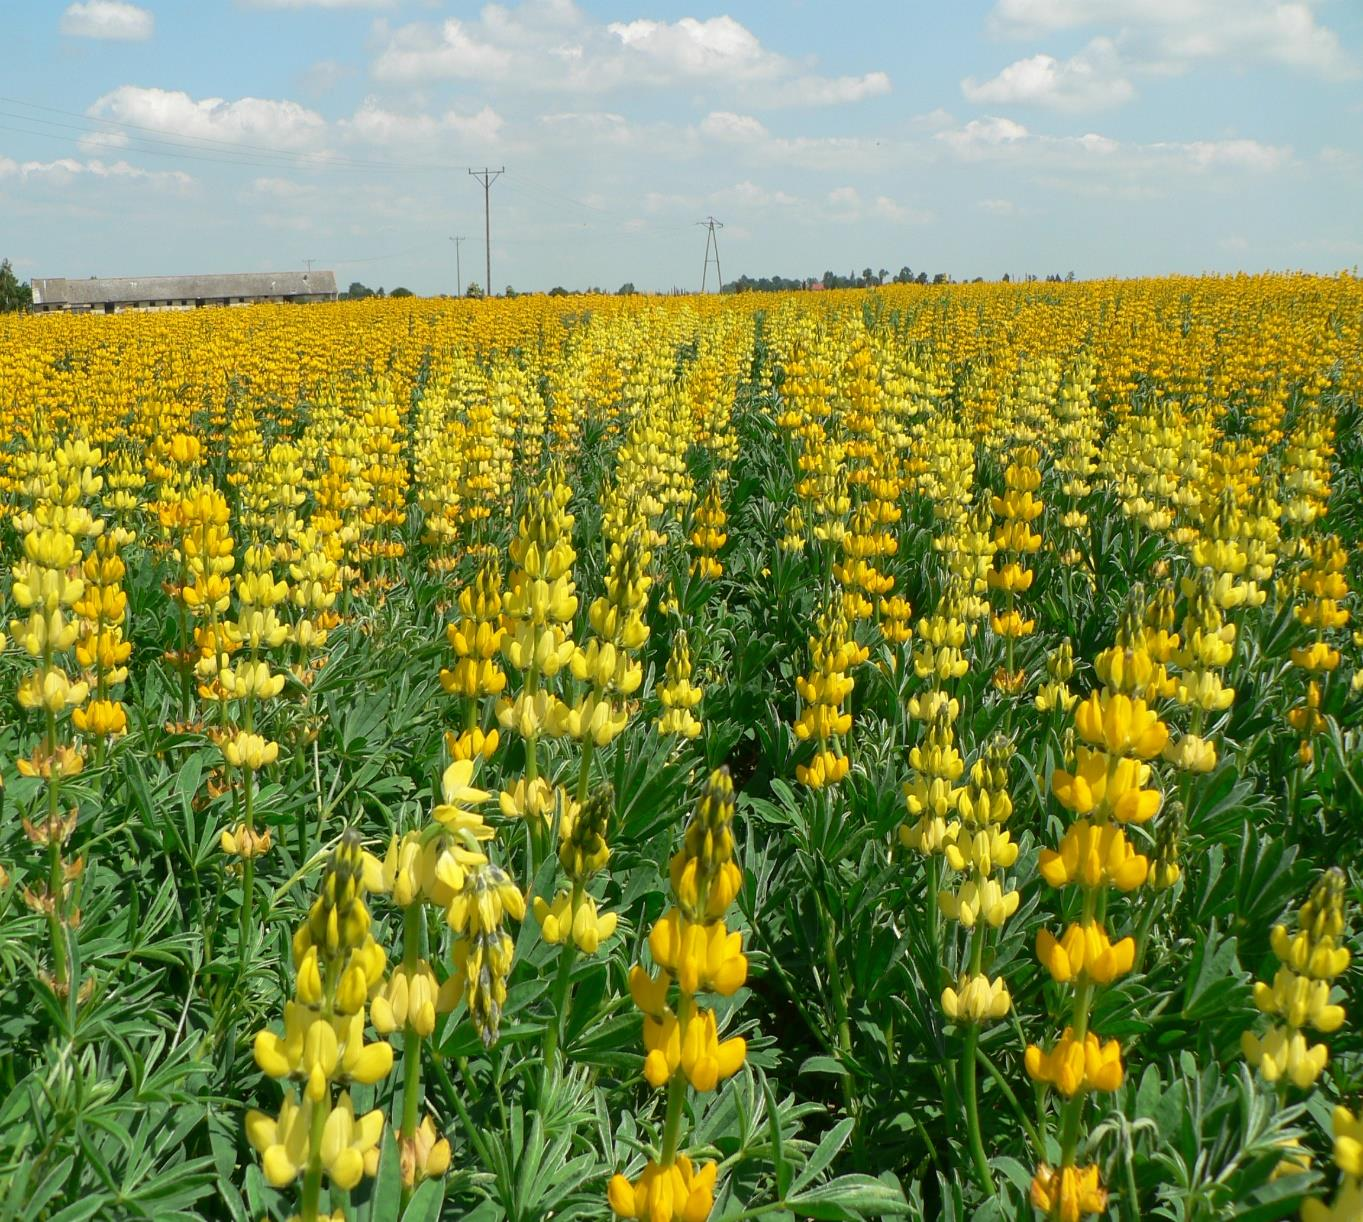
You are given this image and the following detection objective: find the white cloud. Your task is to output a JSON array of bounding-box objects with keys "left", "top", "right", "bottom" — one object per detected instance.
[
  {"left": 1159, "top": 138, "right": 1291, "bottom": 172},
  {"left": 872, "top": 195, "right": 932, "bottom": 224},
  {"left": 977, "top": 198, "right": 1017, "bottom": 215},
  {"left": 937, "top": 115, "right": 1291, "bottom": 180},
  {"left": 607, "top": 16, "right": 784, "bottom": 81},
  {"left": 1319, "top": 146, "right": 1358, "bottom": 169},
  {"left": 371, "top": 2, "right": 889, "bottom": 105},
  {"left": 989, "top": 0, "right": 1355, "bottom": 79},
  {"left": 60, "top": 2, "right": 153, "bottom": 41},
  {"left": 371, "top": 19, "right": 515, "bottom": 82},
  {"left": 963, "top": 38, "right": 1134, "bottom": 111},
  {"left": 249, "top": 176, "right": 314, "bottom": 199},
  {"left": 817, "top": 186, "right": 932, "bottom": 226},
  {"left": 911, "top": 108, "right": 957, "bottom": 130},
  {"left": 0, "top": 155, "right": 191, "bottom": 191},
  {"left": 300, "top": 59, "right": 355, "bottom": 96},
  {"left": 714, "top": 180, "right": 800, "bottom": 209},
  {"left": 342, "top": 98, "right": 503, "bottom": 146},
  {"left": 540, "top": 111, "right": 632, "bottom": 138},
  {"left": 241, "top": 0, "right": 394, "bottom": 8},
  {"left": 937, "top": 116, "right": 1030, "bottom": 155},
  {"left": 700, "top": 112, "right": 769, "bottom": 143},
  {"left": 826, "top": 185, "right": 862, "bottom": 214},
  {"left": 764, "top": 72, "right": 892, "bottom": 106},
  {"left": 76, "top": 128, "right": 130, "bottom": 153},
  {"left": 88, "top": 86, "right": 327, "bottom": 149}
]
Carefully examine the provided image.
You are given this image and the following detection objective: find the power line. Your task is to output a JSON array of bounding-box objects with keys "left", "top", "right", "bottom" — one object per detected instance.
[
  {"left": 698, "top": 216, "right": 724, "bottom": 293},
  {"left": 469, "top": 167, "right": 503, "bottom": 296}
]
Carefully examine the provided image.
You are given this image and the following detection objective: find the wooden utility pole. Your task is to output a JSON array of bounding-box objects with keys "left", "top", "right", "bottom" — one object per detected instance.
[
  {"left": 468, "top": 168, "right": 504, "bottom": 296},
  {"left": 449, "top": 236, "right": 466, "bottom": 297}
]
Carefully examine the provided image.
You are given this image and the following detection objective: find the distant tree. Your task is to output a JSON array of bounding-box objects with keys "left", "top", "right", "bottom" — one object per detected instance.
[
  {"left": 345, "top": 281, "right": 376, "bottom": 300},
  {"left": 617, "top": 282, "right": 636, "bottom": 295},
  {"left": 932, "top": 272, "right": 948, "bottom": 285},
  {"left": 893, "top": 266, "right": 914, "bottom": 284},
  {"left": 465, "top": 281, "right": 484, "bottom": 299},
  {"left": 1002, "top": 272, "right": 1011, "bottom": 283},
  {"left": 548, "top": 285, "right": 569, "bottom": 297},
  {"left": 877, "top": 268, "right": 889, "bottom": 285},
  {"left": 915, "top": 271, "right": 928, "bottom": 285},
  {"left": 1066, "top": 271, "right": 1076, "bottom": 283},
  {"left": 860, "top": 267, "right": 875, "bottom": 286},
  {"left": 389, "top": 286, "right": 414, "bottom": 298},
  {"left": 0, "top": 259, "right": 32, "bottom": 312},
  {"left": 822, "top": 270, "right": 836, "bottom": 289},
  {"left": 504, "top": 285, "right": 517, "bottom": 298}
]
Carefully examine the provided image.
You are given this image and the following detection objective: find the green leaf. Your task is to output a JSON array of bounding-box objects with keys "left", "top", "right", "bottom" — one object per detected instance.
[
  {"left": 790, "top": 1117, "right": 854, "bottom": 1193},
  {"left": 785, "top": 1172, "right": 910, "bottom": 1218},
  {"left": 400, "top": 1177, "right": 446, "bottom": 1222}
]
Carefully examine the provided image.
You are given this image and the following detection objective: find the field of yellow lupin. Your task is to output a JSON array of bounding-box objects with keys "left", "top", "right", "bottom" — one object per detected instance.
[{"left": 0, "top": 274, "right": 1360, "bottom": 1220}]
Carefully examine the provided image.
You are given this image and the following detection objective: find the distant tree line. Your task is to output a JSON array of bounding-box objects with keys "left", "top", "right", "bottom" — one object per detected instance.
[
  {"left": 718, "top": 268, "right": 1079, "bottom": 293},
  {"left": 344, "top": 282, "right": 414, "bottom": 300},
  {"left": 723, "top": 267, "right": 952, "bottom": 293},
  {"left": 1, "top": 258, "right": 33, "bottom": 311}
]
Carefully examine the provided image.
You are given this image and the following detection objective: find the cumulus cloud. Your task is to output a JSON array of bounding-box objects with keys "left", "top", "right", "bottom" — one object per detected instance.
[
  {"left": 88, "top": 86, "right": 327, "bottom": 149},
  {"left": 1157, "top": 138, "right": 1291, "bottom": 172},
  {"left": 937, "top": 116, "right": 1030, "bottom": 155},
  {"left": 371, "top": 19, "right": 515, "bottom": 82},
  {"left": 714, "top": 180, "right": 801, "bottom": 209},
  {"left": 76, "top": 128, "right": 131, "bottom": 153},
  {"left": 820, "top": 185, "right": 932, "bottom": 225},
  {"left": 0, "top": 155, "right": 191, "bottom": 191},
  {"left": 937, "top": 115, "right": 1291, "bottom": 180},
  {"left": 607, "top": 16, "right": 785, "bottom": 80},
  {"left": 764, "top": 72, "right": 892, "bottom": 106},
  {"left": 700, "top": 112, "right": 770, "bottom": 143},
  {"left": 300, "top": 59, "right": 355, "bottom": 96},
  {"left": 371, "top": 2, "right": 890, "bottom": 106},
  {"left": 988, "top": 0, "right": 1355, "bottom": 79},
  {"left": 872, "top": 195, "right": 932, "bottom": 224},
  {"left": 963, "top": 38, "right": 1134, "bottom": 111},
  {"left": 248, "top": 176, "right": 314, "bottom": 198},
  {"left": 240, "top": 0, "right": 394, "bottom": 8},
  {"left": 60, "top": 2, "right": 153, "bottom": 41},
  {"left": 341, "top": 98, "right": 504, "bottom": 146}
]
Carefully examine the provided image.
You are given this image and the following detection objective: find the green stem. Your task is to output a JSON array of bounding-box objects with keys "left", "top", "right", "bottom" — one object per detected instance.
[
  {"left": 430, "top": 1056, "right": 492, "bottom": 1168},
  {"left": 961, "top": 1024, "right": 994, "bottom": 1198},
  {"left": 46, "top": 839, "right": 70, "bottom": 994},
  {"left": 975, "top": 1045, "right": 1043, "bottom": 1157},
  {"left": 238, "top": 762, "right": 256, "bottom": 968},
  {"left": 543, "top": 893, "right": 580, "bottom": 1071},
  {"left": 1058, "top": 1092, "right": 1085, "bottom": 1175},
  {"left": 300, "top": 1089, "right": 329, "bottom": 1222},
  {"left": 399, "top": 1023, "right": 424, "bottom": 1212},
  {"left": 401, "top": 1028, "right": 423, "bottom": 1138},
  {"left": 659, "top": 1075, "right": 688, "bottom": 1167},
  {"left": 1132, "top": 889, "right": 1161, "bottom": 975},
  {"left": 576, "top": 738, "right": 595, "bottom": 805}
]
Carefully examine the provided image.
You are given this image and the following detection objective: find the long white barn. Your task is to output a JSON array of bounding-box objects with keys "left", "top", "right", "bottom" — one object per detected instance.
[{"left": 30, "top": 271, "right": 338, "bottom": 313}]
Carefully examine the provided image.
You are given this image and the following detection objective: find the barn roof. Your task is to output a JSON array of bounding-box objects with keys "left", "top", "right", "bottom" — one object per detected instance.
[{"left": 31, "top": 271, "right": 337, "bottom": 305}]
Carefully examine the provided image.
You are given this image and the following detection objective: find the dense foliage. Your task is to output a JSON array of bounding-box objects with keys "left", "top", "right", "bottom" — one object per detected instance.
[{"left": 0, "top": 276, "right": 1361, "bottom": 1220}]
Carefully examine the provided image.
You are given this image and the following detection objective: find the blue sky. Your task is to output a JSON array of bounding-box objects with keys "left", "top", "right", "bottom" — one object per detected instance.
[{"left": 2, "top": 0, "right": 1361, "bottom": 293}]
